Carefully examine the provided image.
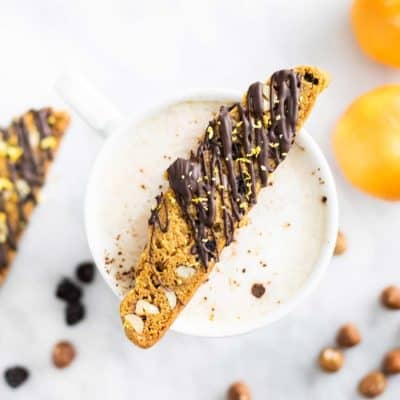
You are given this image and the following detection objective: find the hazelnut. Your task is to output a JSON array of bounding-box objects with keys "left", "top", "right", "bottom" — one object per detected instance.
[
  {"left": 381, "top": 286, "right": 400, "bottom": 309},
  {"left": 318, "top": 347, "right": 344, "bottom": 372},
  {"left": 52, "top": 341, "right": 76, "bottom": 368},
  {"left": 383, "top": 348, "right": 400, "bottom": 374},
  {"left": 336, "top": 323, "right": 361, "bottom": 348},
  {"left": 358, "top": 372, "right": 386, "bottom": 398},
  {"left": 334, "top": 231, "right": 347, "bottom": 255},
  {"left": 227, "top": 381, "right": 251, "bottom": 400}
]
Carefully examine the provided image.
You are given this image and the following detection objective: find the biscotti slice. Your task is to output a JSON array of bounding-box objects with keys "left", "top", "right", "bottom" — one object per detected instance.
[
  {"left": 121, "top": 66, "right": 329, "bottom": 348},
  {"left": 0, "top": 108, "right": 70, "bottom": 285}
]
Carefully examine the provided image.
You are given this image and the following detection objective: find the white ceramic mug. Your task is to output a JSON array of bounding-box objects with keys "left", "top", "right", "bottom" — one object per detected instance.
[{"left": 56, "top": 71, "right": 338, "bottom": 337}]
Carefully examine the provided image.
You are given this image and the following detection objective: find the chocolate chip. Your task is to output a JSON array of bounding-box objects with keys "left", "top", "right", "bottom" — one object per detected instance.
[
  {"left": 76, "top": 261, "right": 95, "bottom": 284},
  {"left": 56, "top": 278, "right": 82, "bottom": 303},
  {"left": 205, "top": 239, "right": 216, "bottom": 252},
  {"left": 65, "top": 302, "right": 85, "bottom": 325},
  {"left": 321, "top": 196, "right": 327, "bottom": 203},
  {"left": 251, "top": 283, "right": 266, "bottom": 298},
  {"left": 4, "top": 366, "right": 29, "bottom": 388}
]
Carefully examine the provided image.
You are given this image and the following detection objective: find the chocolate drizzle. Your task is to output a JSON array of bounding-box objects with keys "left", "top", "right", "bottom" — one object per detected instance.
[
  {"left": 153, "top": 69, "right": 300, "bottom": 268},
  {"left": 0, "top": 109, "right": 58, "bottom": 269}
]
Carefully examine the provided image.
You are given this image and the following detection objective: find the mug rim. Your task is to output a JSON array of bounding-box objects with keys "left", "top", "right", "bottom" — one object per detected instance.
[{"left": 85, "top": 89, "right": 338, "bottom": 337}]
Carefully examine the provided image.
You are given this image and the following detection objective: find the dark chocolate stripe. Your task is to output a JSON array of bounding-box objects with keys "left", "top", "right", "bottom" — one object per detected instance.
[{"left": 150, "top": 69, "right": 300, "bottom": 268}]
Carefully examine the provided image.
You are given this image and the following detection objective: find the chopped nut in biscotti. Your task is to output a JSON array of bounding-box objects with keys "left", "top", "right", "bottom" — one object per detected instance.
[
  {"left": 358, "top": 372, "right": 386, "bottom": 398},
  {"left": 162, "top": 289, "right": 177, "bottom": 309},
  {"left": 227, "top": 381, "right": 252, "bottom": 400},
  {"left": 336, "top": 323, "right": 361, "bottom": 348},
  {"left": 135, "top": 299, "right": 160, "bottom": 315},
  {"left": 334, "top": 231, "right": 347, "bottom": 255},
  {"left": 383, "top": 348, "right": 400, "bottom": 374},
  {"left": 52, "top": 341, "right": 76, "bottom": 369},
  {"left": 124, "top": 314, "right": 144, "bottom": 334},
  {"left": 381, "top": 286, "right": 400, "bottom": 309},
  {"left": 318, "top": 348, "right": 344, "bottom": 372},
  {"left": 176, "top": 265, "right": 196, "bottom": 279}
]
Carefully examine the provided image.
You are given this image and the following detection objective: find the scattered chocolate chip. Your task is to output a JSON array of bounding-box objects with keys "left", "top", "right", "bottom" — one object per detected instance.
[
  {"left": 251, "top": 283, "right": 266, "bottom": 298},
  {"left": 227, "top": 381, "right": 251, "bottom": 400},
  {"left": 4, "top": 366, "right": 29, "bottom": 388},
  {"left": 76, "top": 261, "right": 95, "bottom": 284},
  {"left": 52, "top": 341, "right": 76, "bottom": 368},
  {"left": 65, "top": 302, "right": 85, "bottom": 325},
  {"left": 205, "top": 239, "right": 216, "bottom": 252},
  {"left": 321, "top": 196, "right": 327, "bottom": 203},
  {"left": 56, "top": 278, "right": 82, "bottom": 303}
]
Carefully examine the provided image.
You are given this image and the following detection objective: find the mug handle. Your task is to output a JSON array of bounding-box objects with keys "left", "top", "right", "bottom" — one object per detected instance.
[{"left": 55, "top": 70, "right": 123, "bottom": 138}]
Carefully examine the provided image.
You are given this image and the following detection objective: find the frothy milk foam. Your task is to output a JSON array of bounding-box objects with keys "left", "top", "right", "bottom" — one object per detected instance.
[{"left": 89, "top": 100, "right": 328, "bottom": 334}]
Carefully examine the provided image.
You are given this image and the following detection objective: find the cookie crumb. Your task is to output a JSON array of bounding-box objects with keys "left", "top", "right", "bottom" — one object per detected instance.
[
  {"left": 52, "top": 341, "right": 76, "bottom": 369},
  {"left": 227, "top": 381, "right": 251, "bottom": 400},
  {"left": 251, "top": 283, "right": 266, "bottom": 298}
]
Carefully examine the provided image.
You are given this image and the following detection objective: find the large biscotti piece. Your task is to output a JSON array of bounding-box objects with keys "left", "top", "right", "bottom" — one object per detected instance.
[
  {"left": 121, "top": 66, "right": 329, "bottom": 348},
  {"left": 0, "top": 108, "right": 70, "bottom": 285}
]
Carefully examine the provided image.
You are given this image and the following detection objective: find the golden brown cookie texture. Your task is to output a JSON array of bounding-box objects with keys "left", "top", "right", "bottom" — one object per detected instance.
[
  {"left": 120, "top": 66, "right": 329, "bottom": 348},
  {"left": 0, "top": 108, "right": 70, "bottom": 285}
]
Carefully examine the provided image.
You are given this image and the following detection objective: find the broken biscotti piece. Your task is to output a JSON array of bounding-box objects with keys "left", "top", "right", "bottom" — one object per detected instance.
[
  {"left": 120, "top": 66, "right": 329, "bottom": 348},
  {"left": 0, "top": 108, "right": 70, "bottom": 285}
]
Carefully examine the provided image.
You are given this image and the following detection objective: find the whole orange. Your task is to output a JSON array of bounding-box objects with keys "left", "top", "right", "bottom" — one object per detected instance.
[
  {"left": 332, "top": 85, "right": 400, "bottom": 200},
  {"left": 351, "top": 0, "right": 400, "bottom": 67}
]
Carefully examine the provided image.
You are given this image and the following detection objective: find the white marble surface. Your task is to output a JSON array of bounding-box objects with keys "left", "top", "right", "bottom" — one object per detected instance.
[{"left": 1, "top": 0, "right": 400, "bottom": 399}]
